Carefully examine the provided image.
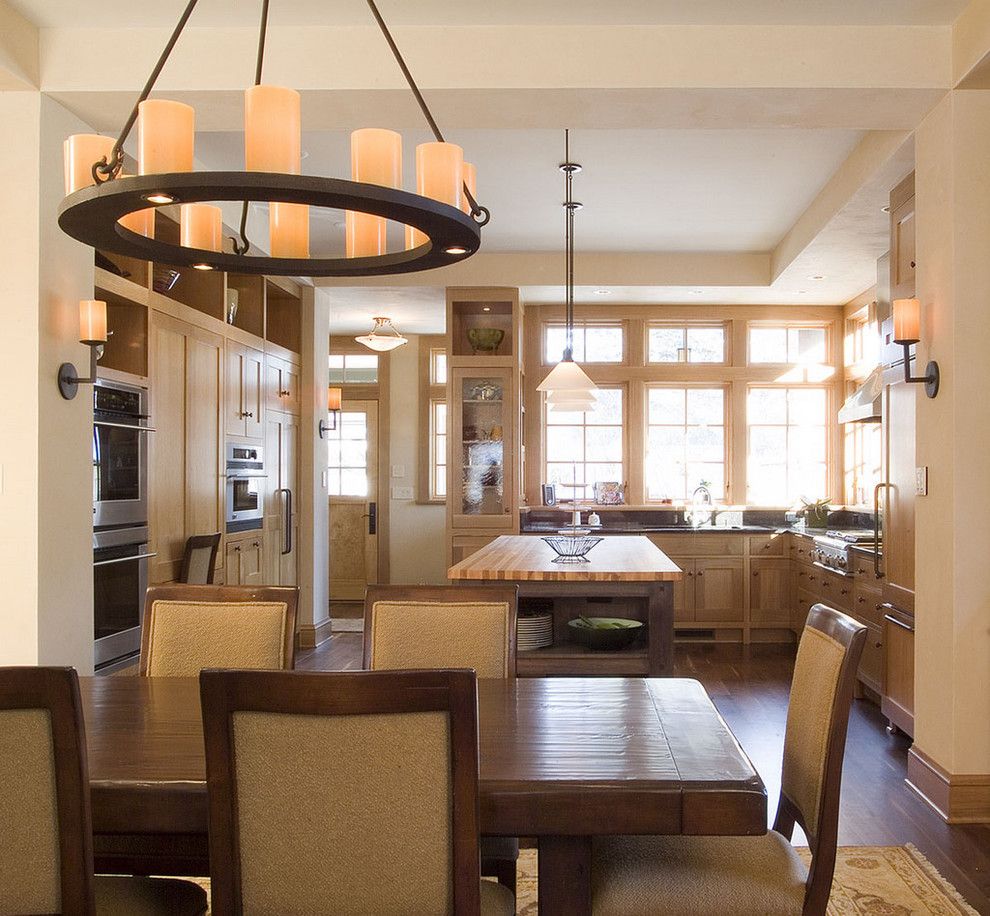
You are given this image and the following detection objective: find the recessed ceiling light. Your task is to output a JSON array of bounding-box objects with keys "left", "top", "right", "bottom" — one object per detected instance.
[
  {"left": 444, "top": 245, "right": 469, "bottom": 255},
  {"left": 144, "top": 192, "right": 176, "bottom": 204},
  {"left": 482, "top": 306, "right": 491, "bottom": 312},
  {"left": 808, "top": 275, "right": 826, "bottom": 281},
  {"left": 192, "top": 263, "right": 214, "bottom": 271},
  {"left": 691, "top": 289, "right": 704, "bottom": 295},
  {"left": 594, "top": 288, "right": 611, "bottom": 295},
  {"left": 797, "top": 289, "right": 808, "bottom": 295}
]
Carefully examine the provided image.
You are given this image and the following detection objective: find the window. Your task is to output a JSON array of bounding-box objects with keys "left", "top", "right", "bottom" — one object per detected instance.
[
  {"left": 646, "top": 387, "right": 726, "bottom": 501},
  {"left": 326, "top": 410, "right": 369, "bottom": 497},
  {"left": 844, "top": 310, "right": 880, "bottom": 381},
  {"left": 749, "top": 325, "right": 827, "bottom": 365},
  {"left": 545, "top": 323, "right": 623, "bottom": 364},
  {"left": 545, "top": 388, "right": 624, "bottom": 499},
  {"left": 430, "top": 399, "right": 448, "bottom": 499},
  {"left": 430, "top": 348, "right": 447, "bottom": 385},
  {"left": 844, "top": 420, "right": 881, "bottom": 507},
  {"left": 648, "top": 324, "right": 726, "bottom": 363},
  {"left": 747, "top": 387, "right": 829, "bottom": 506},
  {"left": 328, "top": 353, "right": 378, "bottom": 384}
]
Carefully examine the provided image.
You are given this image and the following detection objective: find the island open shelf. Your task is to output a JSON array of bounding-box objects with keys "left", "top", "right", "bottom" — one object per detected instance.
[{"left": 447, "top": 534, "right": 683, "bottom": 677}]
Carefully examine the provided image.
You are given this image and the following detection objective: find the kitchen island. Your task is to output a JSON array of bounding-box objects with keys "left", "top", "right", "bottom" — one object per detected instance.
[{"left": 448, "top": 534, "right": 682, "bottom": 677}]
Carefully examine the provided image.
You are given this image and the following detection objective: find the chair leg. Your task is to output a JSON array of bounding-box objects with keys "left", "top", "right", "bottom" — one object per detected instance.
[{"left": 482, "top": 857, "right": 517, "bottom": 895}]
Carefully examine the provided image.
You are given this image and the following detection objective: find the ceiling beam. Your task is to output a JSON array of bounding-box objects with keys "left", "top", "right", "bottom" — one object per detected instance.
[
  {"left": 954, "top": 0, "right": 990, "bottom": 86},
  {"left": 0, "top": 1, "right": 38, "bottom": 90}
]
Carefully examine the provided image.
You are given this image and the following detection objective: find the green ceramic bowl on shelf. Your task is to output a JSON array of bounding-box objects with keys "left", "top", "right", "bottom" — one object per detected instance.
[
  {"left": 567, "top": 616, "right": 644, "bottom": 651},
  {"left": 467, "top": 327, "right": 505, "bottom": 353}
]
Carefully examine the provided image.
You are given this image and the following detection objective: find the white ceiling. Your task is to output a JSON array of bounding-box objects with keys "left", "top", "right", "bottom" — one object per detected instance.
[{"left": 9, "top": 0, "right": 970, "bottom": 28}]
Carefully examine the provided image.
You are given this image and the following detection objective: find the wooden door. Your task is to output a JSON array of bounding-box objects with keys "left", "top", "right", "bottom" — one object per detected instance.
[
  {"left": 749, "top": 558, "right": 792, "bottom": 626},
  {"left": 329, "top": 401, "right": 379, "bottom": 601},
  {"left": 265, "top": 356, "right": 301, "bottom": 416},
  {"left": 693, "top": 558, "right": 743, "bottom": 624}
]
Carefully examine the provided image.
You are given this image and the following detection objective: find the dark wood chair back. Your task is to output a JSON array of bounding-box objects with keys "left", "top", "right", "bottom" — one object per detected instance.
[
  {"left": 0, "top": 666, "right": 94, "bottom": 915},
  {"left": 140, "top": 584, "right": 299, "bottom": 676},
  {"left": 178, "top": 533, "right": 221, "bottom": 584},
  {"left": 363, "top": 584, "right": 518, "bottom": 678},
  {"left": 200, "top": 668, "right": 483, "bottom": 915},
  {"left": 772, "top": 603, "right": 866, "bottom": 915}
]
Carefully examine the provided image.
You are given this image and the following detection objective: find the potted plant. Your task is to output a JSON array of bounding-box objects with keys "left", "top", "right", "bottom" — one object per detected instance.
[{"left": 799, "top": 497, "right": 831, "bottom": 529}]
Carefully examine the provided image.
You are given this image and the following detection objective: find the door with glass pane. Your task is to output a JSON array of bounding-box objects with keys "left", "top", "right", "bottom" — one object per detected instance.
[
  {"left": 450, "top": 368, "right": 515, "bottom": 529},
  {"left": 328, "top": 400, "right": 379, "bottom": 600}
]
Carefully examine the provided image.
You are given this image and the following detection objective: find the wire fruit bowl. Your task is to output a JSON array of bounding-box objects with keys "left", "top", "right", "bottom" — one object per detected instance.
[{"left": 541, "top": 535, "right": 604, "bottom": 563}]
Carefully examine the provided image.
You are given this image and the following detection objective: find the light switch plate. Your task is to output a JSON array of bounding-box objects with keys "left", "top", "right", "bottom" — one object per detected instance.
[
  {"left": 915, "top": 466, "right": 928, "bottom": 496},
  {"left": 391, "top": 464, "right": 406, "bottom": 478},
  {"left": 391, "top": 485, "right": 414, "bottom": 500}
]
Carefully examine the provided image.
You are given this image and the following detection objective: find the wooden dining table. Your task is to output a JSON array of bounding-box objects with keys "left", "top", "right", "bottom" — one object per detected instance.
[{"left": 81, "top": 675, "right": 766, "bottom": 916}]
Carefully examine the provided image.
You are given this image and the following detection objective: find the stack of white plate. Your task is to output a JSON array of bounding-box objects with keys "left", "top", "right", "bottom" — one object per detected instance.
[{"left": 517, "top": 612, "right": 554, "bottom": 651}]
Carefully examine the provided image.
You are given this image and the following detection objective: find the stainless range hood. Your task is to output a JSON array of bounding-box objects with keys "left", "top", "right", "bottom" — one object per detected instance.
[{"left": 838, "top": 367, "right": 883, "bottom": 424}]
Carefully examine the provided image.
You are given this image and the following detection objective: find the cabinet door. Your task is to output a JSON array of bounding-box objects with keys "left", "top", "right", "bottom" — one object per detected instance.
[
  {"left": 239, "top": 538, "right": 265, "bottom": 586},
  {"left": 225, "top": 343, "right": 246, "bottom": 438},
  {"left": 280, "top": 361, "right": 301, "bottom": 415},
  {"left": 694, "top": 558, "right": 743, "bottom": 624},
  {"left": 882, "top": 379, "right": 916, "bottom": 613},
  {"left": 185, "top": 335, "right": 223, "bottom": 547},
  {"left": 890, "top": 195, "right": 916, "bottom": 301},
  {"left": 224, "top": 541, "right": 242, "bottom": 585},
  {"left": 882, "top": 611, "right": 914, "bottom": 736},
  {"left": 278, "top": 415, "right": 299, "bottom": 586},
  {"left": 265, "top": 361, "right": 285, "bottom": 414},
  {"left": 858, "top": 622, "right": 884, "bottom": 695},
  {"left": 242, "top": 346, "right": 265, "bottom": 440},
  {"left": 673, "top": 561, "right": 694, "bottom": 623},
  {"left": 749, "top": 558, "right": 792, "bottom": 626},
  {"left": 794, "top": 588, "right": 818, "bottom": 633}
]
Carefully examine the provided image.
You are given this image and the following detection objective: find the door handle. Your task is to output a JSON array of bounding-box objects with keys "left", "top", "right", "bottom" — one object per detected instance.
[
  {"left": 366, "top": 502, "right": 377, "bottom": 535},
  {"left": 873, "top": 482, "right": 889, "bottom": 579},
  {"left": 277, "top": 488, "right": 292, "bottom": 556}
]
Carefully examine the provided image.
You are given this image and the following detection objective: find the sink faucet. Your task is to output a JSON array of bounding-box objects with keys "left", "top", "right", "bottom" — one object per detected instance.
[{"left": 687, "top": 485, "right": 713, "bottom": 528}]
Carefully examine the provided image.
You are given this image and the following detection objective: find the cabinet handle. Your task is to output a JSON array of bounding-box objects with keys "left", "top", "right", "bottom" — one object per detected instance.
[
  {"left": 243, "top": 411, "right": 254, "bottom": 418},
  {"left": 910, "top": 260, "right": 916, "bottom": 268},
  {"left": 278, "top": 389, "right": 291, "bottom": 397},
  {"left": 840, "top": 588, "right": 850, "bottom": 596},
  {"left": 252, "top": 541, "right": 260, "bottom": 548}
]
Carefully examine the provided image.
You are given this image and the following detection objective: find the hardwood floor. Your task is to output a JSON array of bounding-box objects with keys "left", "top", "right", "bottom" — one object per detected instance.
[{"left": 298, "top": 636, "right": 990, "bottom": 913}]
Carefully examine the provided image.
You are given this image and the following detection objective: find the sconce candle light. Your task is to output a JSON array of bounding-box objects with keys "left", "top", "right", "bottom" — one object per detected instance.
[
  {"left": 58, "top": 300, "right": 109, "bottom": 400},
  {"left": 319, "top": 387, "right": 343, "bottom": 438},
  {"left": 892, "top": 298, "right": 939, "bottom": 398}
]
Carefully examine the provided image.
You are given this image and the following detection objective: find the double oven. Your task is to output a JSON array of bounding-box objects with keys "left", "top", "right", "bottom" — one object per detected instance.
[{"left": 92, "top": 379, "right": 155, "bottom": 670}]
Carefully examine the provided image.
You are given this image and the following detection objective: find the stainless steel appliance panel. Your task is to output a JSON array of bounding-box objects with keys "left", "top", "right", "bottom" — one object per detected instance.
[
  {"left": 93, "top": 525, "right": 154, "bottom": 669},
  {"left": 226, "top": 442, "right": 265, "bottom": 532}
]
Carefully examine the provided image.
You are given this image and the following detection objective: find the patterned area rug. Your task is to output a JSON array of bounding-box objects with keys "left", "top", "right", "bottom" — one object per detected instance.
[{"left": 186, "top": 844, "right": 976, "bottom": 914}]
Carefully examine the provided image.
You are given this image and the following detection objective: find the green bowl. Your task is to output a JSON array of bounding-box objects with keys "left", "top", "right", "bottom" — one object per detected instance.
[
  {"left": 568, "top": 617, "right": 644, "bottom": 651},
  {"left": 467, "top": 327, "right": 505, "bottom": 353}
]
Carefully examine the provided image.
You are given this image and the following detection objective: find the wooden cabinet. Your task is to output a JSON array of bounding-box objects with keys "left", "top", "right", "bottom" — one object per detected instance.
[
  {"left": 149, "top": 311, "right": 224, "bottom": 584},
  {"left": 693, "top": 558, "right": 745, "bottom": 623},
  {"left": 749, "top": 558, "right": 792, "bottom": 626},
  {"left": 890, "top": 174, "right": 916, "bottom": 302},
  {"left": 859, "top": 622, "right": 884, "bottom": 695},
  {"left": 226, "top": 341, "right": 264, "bottom": 440},
  {"left": 225, "top": 535, "right": 264, "bottom": 586},
  {"left": 882, "top": 607, "right": 915, "bottom": 736},
  {"left": 264, "top": 411, "right": 299, "bottom": 586},
  {"left": 265, "top": 353, "right": 300, "bottom": 416},
  {"left": 449, "top": 534, "right": 501, "bottom": 566}
]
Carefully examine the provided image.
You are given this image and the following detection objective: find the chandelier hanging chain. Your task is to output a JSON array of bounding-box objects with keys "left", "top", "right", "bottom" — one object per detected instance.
[
  {"left": 91, "top": 0, "right": 201, "bottom": 185},
  {"left": 365, "top": 0, "right": 490, "bottom": 227},
  {"left": 231, "top": 0, "right": 273, "bottom": 256}
]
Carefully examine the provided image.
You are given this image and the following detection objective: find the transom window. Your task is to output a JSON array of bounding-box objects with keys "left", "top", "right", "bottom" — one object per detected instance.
[
  {"left": 646, "top": 387, "right": 726, "bottom": 502},
  {"left": 545, "top": 388, "right": 624, "bottom": 499},
  {"left": 544, "top": 323, "right": 623, "bottom": 364},
  {"left": 430, "top": 348, "right": 447, "bottom": 385},
  {"left": 747, "top": 387, "right": 828, "bottom": 506},
  {"left": 648, "top": 324, "right": 726, "bottom": 364},
  {"left": 749, "top": 325, "right": 827, "bottom": 365},
  {"left": 328, "top": 353, "right": 379, "bottom": 384},
  {"left": 326, "top": 410, "right": 369, "bottom": 497}
]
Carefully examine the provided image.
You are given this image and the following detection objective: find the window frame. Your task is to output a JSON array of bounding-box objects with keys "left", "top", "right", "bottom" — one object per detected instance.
[
  {"left": 644, "top": 382, "right": 730, "bottom": 504},
  {"left": 418, "top": 335, "right": 448, "bottom": 505},
  {"left": 646, "top": 321, "right": 730, "bottom": 366},
  {"left": 541, "top": 319, "right": 625, "bottom": 367},
  {"left": 747, "top": 321, "right": 831, "bottom": 368}
]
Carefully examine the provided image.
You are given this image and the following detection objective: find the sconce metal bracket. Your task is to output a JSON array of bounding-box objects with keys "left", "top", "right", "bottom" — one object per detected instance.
[
  {"left": 899, "top": 343, "right": 940, "bottom": 398},
  {"left": 57, "top": 344, "right": 101, "bottom": 400},
  {"left": 318, "top": 412, "right": 340, "bottom": 439}
]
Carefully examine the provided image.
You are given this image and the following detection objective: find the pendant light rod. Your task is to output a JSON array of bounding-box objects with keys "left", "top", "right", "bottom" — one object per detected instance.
[
  {"left": 365, "top": 0, "right": 489, "bottom": 227},
  {"left": 92, "top": 0, "right": 201, "bottom": 184},
  {"left": 560, "top": 128, "right": 582, "bottom": 362}
]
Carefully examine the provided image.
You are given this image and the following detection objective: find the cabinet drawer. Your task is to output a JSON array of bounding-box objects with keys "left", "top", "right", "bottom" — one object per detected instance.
[
  {"left": 794, "top": 587, "right": 818, "bottom": 631},
  {"left": 789, "top": 537, "right": 815, "bottom": 564},
  {"left": 859, "top": 622, "right": 883, "bottom": 693},
  {"left": 689, "top": 535, "right": 746, "bottom": 556},
  {"left": 815, "top": 571, "right": 853, "bottom": 611},
  {"left": 750, "top": 534, "right": 786, "bottom": 556},
  {"left": 793, "top": 564, "right": 823, "bottom": 593},
  {"left": 852, "top": 554, "right": 881, "bottom": 582},
  {"left": 649, "top": 535, "right": 694, "bottom": 557},
  {"left": 851, "top": 586, "right": 884, "bottom": 627}
]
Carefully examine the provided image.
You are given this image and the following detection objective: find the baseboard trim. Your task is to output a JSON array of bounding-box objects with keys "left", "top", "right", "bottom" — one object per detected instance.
[
  {"left": 907, "top": 747, "right": 990, "bottom": 824},
  {"left": 297, "top": 618, "right": 333, "bottom": 649}
]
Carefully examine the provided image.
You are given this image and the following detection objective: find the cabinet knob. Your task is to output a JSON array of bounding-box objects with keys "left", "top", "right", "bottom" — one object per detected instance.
[
  {"left": 875, "top": 603, "right": 883, "bottom": 612},
  {"left": 697, "top": 570, "right": 704, "bottom": 577},
  {"left": 858, "top": 596, "right": 866, "bottom": 603},
  {"left": 234, "top": 545, "right": 241, "bottom": 552},
  {"left": 278, "top": 389, "right": 290, "bottom": 397},
  {"left": 840, "top": 588, "right": 850, "bottom": 595},
  {"left": 752, "top": 570, "right": 759, "bottom": 577},
  {"left": 244, "top": 411, "right": 254, "bottom": 418},
  {"left": 687, "top": 570, "right": 694, "bottom": 577},
  {"left": 875, "top": 640, "right": 883, "bottom": 649},
  {"left": 910, "top": 260, "right": 916, "bottom": 269},
  {"left": 252, "top": 541, "right": 260, "bottom": 548}
]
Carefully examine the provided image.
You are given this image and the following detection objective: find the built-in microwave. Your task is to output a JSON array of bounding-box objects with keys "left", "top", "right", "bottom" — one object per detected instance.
[{"left": 226, "top": 442, "right": 265, "bottom": 532}]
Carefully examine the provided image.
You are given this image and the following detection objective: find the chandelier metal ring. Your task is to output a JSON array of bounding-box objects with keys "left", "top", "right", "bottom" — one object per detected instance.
[{"left": 57, "top": 172, "right": 481, "bottom": 278}]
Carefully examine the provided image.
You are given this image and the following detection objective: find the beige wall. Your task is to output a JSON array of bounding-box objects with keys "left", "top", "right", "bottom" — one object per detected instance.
[
  {"left": 0, "top": 92, "right": 95, "bottom": 670},
  {"left": 913, "top": 88, "right": 990, "bottom": 776},
  {"left": 388, "top": 336, "right": 446, "bottom": 585}
]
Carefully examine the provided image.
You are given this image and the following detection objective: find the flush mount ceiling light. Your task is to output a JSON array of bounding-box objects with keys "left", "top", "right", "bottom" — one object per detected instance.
[
  {"left": 57, "top": 0, "right": 488, "bottom": 277},
  {"left": 355, "top": 316, "right": 408, "bottom": 352},
  {"left": 537, "top": 130, "right": 598, "bottom": 410}
]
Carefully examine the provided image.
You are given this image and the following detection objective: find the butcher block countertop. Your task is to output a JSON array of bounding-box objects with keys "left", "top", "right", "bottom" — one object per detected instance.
[{"left": 448, "top": 534, "right": 683, "bottom": 582}]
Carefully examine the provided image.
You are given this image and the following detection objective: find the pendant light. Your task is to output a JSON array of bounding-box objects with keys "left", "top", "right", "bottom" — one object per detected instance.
[
  {"left": 356, "top": 317, "right": 408, "bottom": 352},
  {"left": 537, "top": 130, "right": 598, "bottom": 410},
  {"left": 57, "top": 0, "right": 489, "bottom": 277}
]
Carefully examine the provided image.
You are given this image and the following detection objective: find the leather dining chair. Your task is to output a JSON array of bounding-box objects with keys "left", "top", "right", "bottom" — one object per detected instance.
[
  {"left": 363, "top": 584, "right": 520, "bottom": 893},
  {"left": 140, "top": 584, "right": 298, "bottom": 676},
  {"left": 0, "top": 666, "right": 207, "bottom": 916},
  {"left": 200, "top": 667, "right": 514, "bottom": 916},
  {"left": 178, "top": 533, "right": 221, "bottom": 585},
  {"left": 591, "top": 604, "right": 867, "bottom": 916}
]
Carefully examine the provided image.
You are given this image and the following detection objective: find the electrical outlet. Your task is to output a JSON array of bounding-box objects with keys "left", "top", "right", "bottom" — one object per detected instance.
[
  {"left": 391, "top": 464, "right": 406, "bottom": 478},
  {"left": 915, "top": 466, "right": 928, "bottom": 496},
  {"left": 391, "top": 485, "right": 414, "bottom": 500}
]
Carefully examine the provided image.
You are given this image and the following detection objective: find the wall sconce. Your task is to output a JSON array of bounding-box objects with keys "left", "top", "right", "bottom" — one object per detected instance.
[
  {"left": 892, "top": 298, "right": 939, "bottom": 398},
  {"left": 319, "top": 386, "right": 342, "bottom": 438},
  {"left": 58, "top": 299, "right": 109, "bottom": 400}
]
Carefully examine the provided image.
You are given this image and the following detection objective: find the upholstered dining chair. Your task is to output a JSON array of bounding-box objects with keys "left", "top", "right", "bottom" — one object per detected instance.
[
  {"left": 0, "top": 666, "right": 207, "bottom": 916},
  {"left": 200, "top": 667, "right": 515, "bottom": 916},
  {"left": 140, "top": 584, "right": 298, "bottom": 676},
  {"left": 178, "top": 533, "right": 221, "bottom": 584},
  {"left": 364, "top": 584, "right": 520, "bottom": 892},
  {"left": 591, "top": 603, "right": 867, "bottom": 916}
]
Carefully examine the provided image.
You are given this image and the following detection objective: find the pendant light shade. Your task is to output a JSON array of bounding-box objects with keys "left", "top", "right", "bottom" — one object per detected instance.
[
  {"left": 537, "top": 358, "right": 598, "bottom": 393},
  {"left": 406, "top": 141, "right": 464, "bottom": 250},
  {"left": 64, "top": 134, "right": 115, "bottom": 194},
  {"left": 138, "top": 99, "right": 194, "bottom": 175},
  {"left": 180, "top": 203, "right": 223, "bottom": 260},
  {"left": 270, "top": 201, "right": 310, "bottom": 258},
  {"left": 347, "top": 128, "right": 402, "bottom": 258},
  {"left": 245, "top": 85, "right": 301, "bottom": 174},
  {"left": 356, "top": 317, "right": 408, "bottom": 352}
]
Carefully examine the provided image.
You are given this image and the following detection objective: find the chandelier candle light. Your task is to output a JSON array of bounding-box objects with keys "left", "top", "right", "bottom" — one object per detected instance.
[
  {"left": 57, "top": 0, "right": 489, "bottom": 277},
  {"left": 537, "top": 130, "right": 598, "bottom": 410}
]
